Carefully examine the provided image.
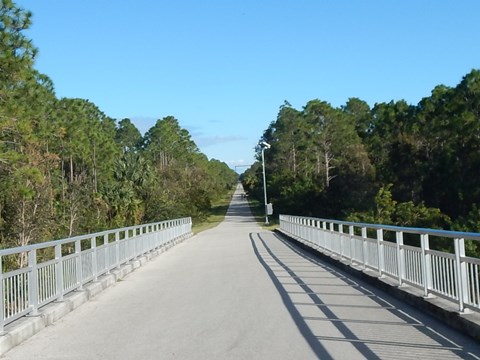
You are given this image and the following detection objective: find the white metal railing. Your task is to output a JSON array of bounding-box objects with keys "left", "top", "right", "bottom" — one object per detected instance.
[
  {"left": 0, "top": 218, "right": 192, "bottom": 332},
  {"left": 279, "top": 214, "right": 480, "bottom": 313}
]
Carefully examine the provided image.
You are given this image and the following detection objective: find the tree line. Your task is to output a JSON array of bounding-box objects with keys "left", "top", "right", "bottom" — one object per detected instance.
[
  {"left": 0, "top": 1, "right": 237, "bottom": 250},
  {"left": 243, "top": 69, "right": 480, "bottom": 243}
]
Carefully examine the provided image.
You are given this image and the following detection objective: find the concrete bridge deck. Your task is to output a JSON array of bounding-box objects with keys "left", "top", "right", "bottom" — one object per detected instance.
[{"left": 2, "top": 186, "right": 480, "bottom": 359}]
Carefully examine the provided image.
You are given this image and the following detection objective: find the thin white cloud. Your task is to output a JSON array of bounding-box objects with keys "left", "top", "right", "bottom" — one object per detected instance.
[{"left": 195, "top": 135, "right": 246, "bottom": 147}]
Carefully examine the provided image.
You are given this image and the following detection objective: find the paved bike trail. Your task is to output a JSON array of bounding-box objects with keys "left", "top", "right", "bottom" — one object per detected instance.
[{"left": 3, "top": 185, "right": 479, "bottom": 359}]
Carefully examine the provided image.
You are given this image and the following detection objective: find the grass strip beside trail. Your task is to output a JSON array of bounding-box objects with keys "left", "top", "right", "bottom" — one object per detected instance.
[
  {"left": 191, "top": 188, "right": 235, "bottom": 234},
  {"left": 247, "top": 198, "right": 278, "bottom": 230},
  {"left": 192, "top": 188, "right": 278, "bottom": 234}
]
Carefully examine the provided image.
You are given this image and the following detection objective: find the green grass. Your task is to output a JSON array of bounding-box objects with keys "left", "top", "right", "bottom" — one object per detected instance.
[
  {"left": 191, "top": 188, "right": 235, "bottom": 234},
  {"left": 247, "top": 198, "right": 279, "bottom": 231},
  {"left": 192, "top": 188, "right": 278, "bottom": 234}
]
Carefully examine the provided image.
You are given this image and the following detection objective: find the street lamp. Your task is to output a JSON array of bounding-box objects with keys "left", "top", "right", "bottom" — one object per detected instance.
[{"left": 260, "top": 141, "right": 271, "bottom": 224}]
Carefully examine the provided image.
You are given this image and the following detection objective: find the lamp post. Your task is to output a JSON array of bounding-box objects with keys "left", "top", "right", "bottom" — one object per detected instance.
[{"left": 260, "top": 141, "right": 271, "bottom": 224}]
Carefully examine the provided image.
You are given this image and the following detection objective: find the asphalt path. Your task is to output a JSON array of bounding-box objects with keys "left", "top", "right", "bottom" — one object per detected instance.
[{"left": 3, "top": 184, "right": 480, "bottom": 359}]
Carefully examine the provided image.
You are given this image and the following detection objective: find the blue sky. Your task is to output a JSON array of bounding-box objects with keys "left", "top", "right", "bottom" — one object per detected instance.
[{"left": 18, "top": 0, "right": 480, "bottom": 172}]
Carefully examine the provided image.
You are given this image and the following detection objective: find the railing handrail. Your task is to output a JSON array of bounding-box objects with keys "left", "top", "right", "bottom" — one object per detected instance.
[
  {"left": 282, "top": 214, "right": 480, "bottom": 240},
  {"left": 0, "top": 217, "right": 192, "bottom": 332},
  {"left": 279, "top": 214, "right": 480, "bottom": 314},
  {"left": 0, "top": 218, "right": 190, "bottom": 256}
]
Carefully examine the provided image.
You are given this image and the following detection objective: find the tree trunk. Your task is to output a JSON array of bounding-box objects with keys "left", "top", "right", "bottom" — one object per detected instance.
[
  {"left": 291, "top": 144, "right": 297, "bottom": 177},
  {"left": 325, "top": 151, "right": 330, "bottom": 188},
  {"left": 92, "top": 141, "right": 98, "bottom": 193},
  {"left": 69, "top": 155, "right": 74, "bottom": 183}
]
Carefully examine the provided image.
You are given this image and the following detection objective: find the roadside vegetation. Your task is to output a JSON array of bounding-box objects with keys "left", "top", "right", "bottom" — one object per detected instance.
[
  {"left": 3, "top": 1, "right": 478, "bottom": 257},
  {"left": 246, "top": 197, "right": 278, "bottom": 230},
  {"left": 0, "top": 1, "right": 237, "bottom": 250},
  {"left": 192, "top": 187, "right": 236, "bottom": 234},
  {"left": 243, "top": 70, "right": 480, "bottom": 256}
]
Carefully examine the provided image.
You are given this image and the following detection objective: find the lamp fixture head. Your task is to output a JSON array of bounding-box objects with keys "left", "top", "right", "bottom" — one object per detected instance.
[{"left": 260, "top": 141, "right": 271, "bottom": 149}]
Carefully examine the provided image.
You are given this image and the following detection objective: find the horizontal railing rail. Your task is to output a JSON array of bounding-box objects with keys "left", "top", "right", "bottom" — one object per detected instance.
[
  {"left": 279, "top": 214, "right": 480, "bottom": 314},
  {"left": 0, "top": 217, "right": 192, "bottom": 332}
]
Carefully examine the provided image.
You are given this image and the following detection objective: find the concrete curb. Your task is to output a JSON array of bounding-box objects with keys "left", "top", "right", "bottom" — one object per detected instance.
[
  {"left": 0, "top": 234, "right": 192, "bottom": 356},
  {"left": 275, "top": 229, "right": 480, "bottom": 342}
]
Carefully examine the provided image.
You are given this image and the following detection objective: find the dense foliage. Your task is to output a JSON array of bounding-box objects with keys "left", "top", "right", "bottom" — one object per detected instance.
[
  {"left": 0, "top": 1, "right": 237, "bottom": 249},
  {"left": 243, "top": 70, "right": 480, "bottom": 237}
]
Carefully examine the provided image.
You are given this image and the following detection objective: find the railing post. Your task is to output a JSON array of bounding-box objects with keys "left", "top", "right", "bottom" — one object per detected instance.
[
  {"left": 103, "top": 234, "right": 110, "bottom": 273},
  {"left": 301, "top": 219, "right": 305, "bottom": 241},
  {"left": 150, "top": 225, "right": 153, "bottom": 250},
  {"left": 0, "top": 256, "right": 5, "bottom": 334},
  {"left": 115, "top": 232, "right": 120, "bottom": 270},
  {"left": 307, "top": 219, "right": 312, "bottom": 243},
  {"left": 132, "top": 227, "right": 137, "bottom": 259},
  {"left": 302, "top": 218, "right": 305, "bottom": 241},
  {"left": 125, "top": 229, "right": 130, "bottom": 263},
  {"left": 91, "top": 236, "right": 98, "bottom": 281},
  {"left": 160, "top": 222, "right": 164, "bottom": 246},
  {"left": 320, "top": 221, "right": 326, "bottom": 250},
  {"left": 377, "top": 229, "right": 384, "bottom": 277},
  {"left": 396, "top": 231, "right": 404, "bottom": 286},
  {"left": 421, "top": 234, "right": 432, "bottom": 297},
  {"left": 28, "top": 249, "right": 39, "bottom": 315},
  {"left": 361, "top": 227, "right": 367, "bottom": 269},
  {"left": 148, "top": 225, "right": 154, "bottom": 251},
  {"left": 165, "top": 222, "right": 170, "bottom": 245},
  {"left": 454, "top": 237, "right": 468, "bottom": 312},
  {"left": 139, "top": 226, "right": 144, "bottom": 256},
  {"left": 308, "top": 219, "right": 316, "bottom": 245},
  {"left": 153, "top": 224, "right": 157, "bottom": 248},
  {"left": 75, "top": 240, "right": 83, "bottom": 290},
  {"left": 55, "top": 244, "right": 64, "bottom": 301},
  {"left": 329, "top": 222, "right": 334, "bottom": 253},
  {"left": 159, "top": 223, "right": 163, "bottom": 246},
  {"left": 160, "top": 222, "right": 165, "bottom": 245},
  {"left": 349, "top": 225, "right": 354, "bottom": 265},
  {"left": 291, "top": 217, "right": 295, "bottom": 236},
  {"left": 315, "top": 220, "right": 320, "bottom": 248},
  {"left": 339, "top": 224, "right": 344, "bottom": 260}
]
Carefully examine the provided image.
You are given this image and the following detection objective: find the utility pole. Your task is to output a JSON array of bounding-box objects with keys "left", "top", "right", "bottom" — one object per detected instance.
[{"left": 260, "top": 141, "right": 271, "bottom": 224}]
